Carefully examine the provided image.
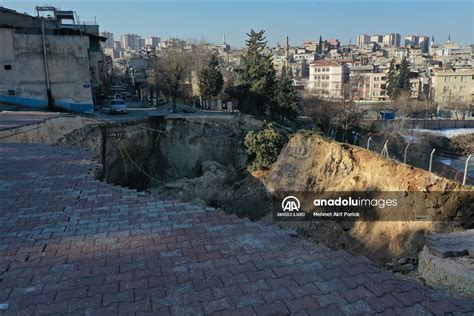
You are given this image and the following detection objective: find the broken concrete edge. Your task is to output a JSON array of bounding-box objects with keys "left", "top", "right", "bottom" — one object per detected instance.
[{"left": 418, "top": 245, "right": 474, "bottom": 299}]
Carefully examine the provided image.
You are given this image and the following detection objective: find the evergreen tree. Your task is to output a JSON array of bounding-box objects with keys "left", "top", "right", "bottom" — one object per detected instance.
[
  {"left": 386, "top": 59, "right": 400, "bottom": 99},
  {"left": 237, "top": 29, "right": 276, "bottom": 115},
  {"left": 386, "top": 57, "right": 412, "bottom": 100},
  {"left": 398, "top": 57, "right": 411, "bottom": 92},
  {"left": 199, "top": 54, "right": 224, "bottom": 100},
  {"left": 273, "top": 74, "right": 298, "bottom": 121},
  {"left": 316, "top": 35, "right": 323, "bottom": 54}
]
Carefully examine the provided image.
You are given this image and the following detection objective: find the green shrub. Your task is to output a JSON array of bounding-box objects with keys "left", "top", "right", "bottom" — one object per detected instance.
[
  {"left": 293, "top": 128, "right": 323, "bottom": 138},
  {"left": 244, "top": 123, "right": 287, "bottom": 171}
]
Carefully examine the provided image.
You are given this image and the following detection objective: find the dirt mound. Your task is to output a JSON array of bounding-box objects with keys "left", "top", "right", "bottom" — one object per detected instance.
[
  {"left": 450, "top": 133, "right": 474, "bottom": 155},
  {"left": 263, "top": 134, "right": 473, "bottom": 263},
  {"left": 149, "top": 161, "right": 271, "bottom": 220}
]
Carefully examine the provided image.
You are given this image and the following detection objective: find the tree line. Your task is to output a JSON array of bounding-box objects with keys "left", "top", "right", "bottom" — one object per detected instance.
[{"left": 147, "top": 29, "right": 298, "bottom": 120}]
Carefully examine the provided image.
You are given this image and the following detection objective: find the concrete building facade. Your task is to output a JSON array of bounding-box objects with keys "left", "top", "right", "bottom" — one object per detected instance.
[
  {"left": 100, "top": 31, "right": 114, "bottom": 49},
  {"left": 0, "top": 29, "right": 94, "bottom": 112},
  {"left": 383, "top": 33, "right": 401, "bottom": 47},
  {"left": 0, "top": 7, "right": 104, "bottom": 113},
  {"left": 431, "top": 67, "right": 474, "bottom": 106},
  {"left": 145, "top": 36, "right": 161, "bottom": 47},
  {"left": 357, "top": 34, "right": 370, "bottom": 47},
  {"left": 308, "top": 60, "right": 349, "bottom": 99},
  {"left": 120, "top": 33, "right": 142, "bottom": 50}
]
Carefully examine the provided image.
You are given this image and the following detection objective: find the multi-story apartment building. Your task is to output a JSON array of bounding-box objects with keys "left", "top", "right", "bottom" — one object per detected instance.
[
  {"left": 120, "top": 33, "right": 142, "bottom": 50},
  {"left": 370, "top": 35, "right": 383, "bottom": 44},
  {"left": 308, "top": 60, "right": 349, "bottom": 99},
  {"left": 404, "top": 35, "right": 419, "bottom": 47},
  {"left": 383, "top": 33, "right": 401, "bottom": 47},
  {"left": 431, "top": 67, "right": 474, "bottom": 106},
  {"left": 145, "top": 36, "right": 161, "bottom": 47},
  {"left": 434, "top": 42, "right": 472, "bottom": 64},
  {"left": 357, "top": 34, "right": 370, "bottom": 47},
  {"left": 404, "top": 35, "right": 430, "bottom": 53},
  {"left": 99, "top": 31, "right": 114, "bottom": 49}
]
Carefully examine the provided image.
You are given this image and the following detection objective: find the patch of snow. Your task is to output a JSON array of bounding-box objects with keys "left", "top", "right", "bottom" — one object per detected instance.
[{"left": 410, "top": 128, "right": 474, "bottom": 139}]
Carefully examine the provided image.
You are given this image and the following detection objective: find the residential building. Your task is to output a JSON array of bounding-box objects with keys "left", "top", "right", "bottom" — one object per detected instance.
[
  {"left": 430, "top": 67, "right": 474, "bottom": 106},
  {"left": 100, "top": 31, "right": 114, "bottom": 49},
  {"left": 434, "top": 41, "right": 472, "bottom": 64},
  {"left": 357, "top": 34, "right": 370, "bottom": 47},
  {"left": 145, "top": 36, "right": 161, "bottom": 47},
  {"left": 404, "top": 35, "right": 419, "bottom": 47},
  {"left": 120, "top": 33, "right": 142, "bottom": 50},
  {"left": 370, "top": 35, "right": 383, "bottom": 44},
  {"left": 308, "top": 60, "right": 350, "bottom": 99},
  {"left": 418, "top": 36, "right": 430, "bottom": 53},
  {"left": 0, "top": 6, "right": 106, "bottom": 113},
  {"left": 348, "top": 65, "right": 374, "bottom": 100},
  {"left": 383, "top": 33, "right": 401, "bottom": 47}
]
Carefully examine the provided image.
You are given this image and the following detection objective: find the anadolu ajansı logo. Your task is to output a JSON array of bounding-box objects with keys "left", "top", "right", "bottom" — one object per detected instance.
[
  {"left": 282, "top": 196, "right": 300, "bottom": 212},
  {"left": 277, "top": 196, "right": 305, "bottom": 218}
]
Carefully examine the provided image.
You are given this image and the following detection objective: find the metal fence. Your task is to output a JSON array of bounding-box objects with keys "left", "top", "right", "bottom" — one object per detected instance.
[{"left": 329, "top": 132, "right": 473, "bottom": 186}]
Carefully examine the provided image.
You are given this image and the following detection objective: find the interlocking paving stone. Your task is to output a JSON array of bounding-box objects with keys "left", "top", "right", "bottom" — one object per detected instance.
[{"left": 0, "top": 143, "right": 472, "bottom": 315}]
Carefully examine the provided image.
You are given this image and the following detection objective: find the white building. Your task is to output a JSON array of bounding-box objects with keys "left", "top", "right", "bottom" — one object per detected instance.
[
  {"left": 120, "top": 33, "right": 142, "bottom": 50},
  {"left": 383, "top": 33, "right": 401, "bottom": 47},
  {"left": 308, "top": 60, "right": 350, "bottom": 99},
  {"left": 145, "top": 36, "right": 161, "bottom": 47},
  {"left": 357, "top": 34, "right": 370, "bottom": 47},
  {"left": 370, "top": 35, "right": 383, "bottom": 44}
]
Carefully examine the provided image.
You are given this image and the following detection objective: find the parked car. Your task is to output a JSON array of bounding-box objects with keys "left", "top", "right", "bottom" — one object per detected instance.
[
  {"left": 109, "top": 99, "right": 128, "bottom": 114},
  {"left": 114, "top": 94, "right": 124, "bottom": 100}
]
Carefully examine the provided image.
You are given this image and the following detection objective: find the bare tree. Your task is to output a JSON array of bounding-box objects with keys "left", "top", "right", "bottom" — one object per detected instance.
[
  {"left": 303, "top": 95, "right": 338, "bottom": 135},
  {"left": 447, "top": 101, "right": 471, "bottom": 120},
  {"left": 395, "top": 91, "right": 419, "bottom": 118},
  {"left": 335, "top": 101, "right": 366, "bottom": 142},
  {"left": 157, "top": 49, "right": 191, "bottom": 112}
]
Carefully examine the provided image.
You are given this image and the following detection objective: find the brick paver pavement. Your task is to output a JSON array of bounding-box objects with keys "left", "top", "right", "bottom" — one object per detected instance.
[
  {"left": 0, "top": 112, "right": 64, "bottom": 131},
  {"left": 0, "top": 143, "right": 472, "bottom": 315}
]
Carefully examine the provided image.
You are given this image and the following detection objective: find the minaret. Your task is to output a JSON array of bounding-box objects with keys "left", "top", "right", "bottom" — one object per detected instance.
[
  {"left": 223, "top": 32, "right": 226, "bottom": 45},
  {"left": 447, "top": 34, "right": 451, "bottom": 43},
  {"left": 285, "top": 36, "right": 289, "bottom": 72}
]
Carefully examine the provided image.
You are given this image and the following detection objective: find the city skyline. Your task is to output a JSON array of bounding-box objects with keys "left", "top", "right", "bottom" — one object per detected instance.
[{"left": 3, "top": 1, "right": 473, "bottom": 48}]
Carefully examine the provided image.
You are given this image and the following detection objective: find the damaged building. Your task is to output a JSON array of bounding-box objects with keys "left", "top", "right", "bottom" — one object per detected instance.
[{"left": 0, "top": 6, "right": 108, "bottom": 113}]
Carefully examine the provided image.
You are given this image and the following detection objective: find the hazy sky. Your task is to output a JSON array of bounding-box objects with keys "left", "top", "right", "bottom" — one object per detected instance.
[{"left": 3, "top": 1, "right": 473, "bottom": 47}]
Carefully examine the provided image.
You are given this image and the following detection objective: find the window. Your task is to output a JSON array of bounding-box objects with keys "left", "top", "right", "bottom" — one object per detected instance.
[
  {"left": 443, "top": 86, "right": 449, "bottom": 93},
  {"left": 460, "top": 86, "right": 466, "bottom": 92},
  {"left": 4, "top": 65, "right": 12, "bottom": 70},
  {"left": 374, "top": 77, "right": 379, "bottom": 81},
  {"left": 374, "top": 84, "right": 379, "bottom": 88},
  {"left": 459, "top": 96, "right": 465, "bottom": 101},
  {"left": 443, "top": 96, "right": 449, "bottom": 101},
  {"left": 460, "top": 76, "right": 467, "bottom": 82},
  {"left": 444, "top": 77, "right": 450, "bottom": 82}
]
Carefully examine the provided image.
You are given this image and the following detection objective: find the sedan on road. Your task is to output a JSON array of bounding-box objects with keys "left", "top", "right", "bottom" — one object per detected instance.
[{"left": 109, "top": 99, "right": 128, "bottom": 114}]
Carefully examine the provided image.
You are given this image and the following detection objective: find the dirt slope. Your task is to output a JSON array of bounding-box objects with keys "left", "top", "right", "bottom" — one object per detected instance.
[{"left": 263, "top": 134, "right": 473, "bottom": 262}]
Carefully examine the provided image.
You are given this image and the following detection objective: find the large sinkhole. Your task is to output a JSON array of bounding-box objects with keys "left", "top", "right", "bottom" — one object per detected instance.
[{"left": 67, "top": 115, "right": 272, "bottom": 220}]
